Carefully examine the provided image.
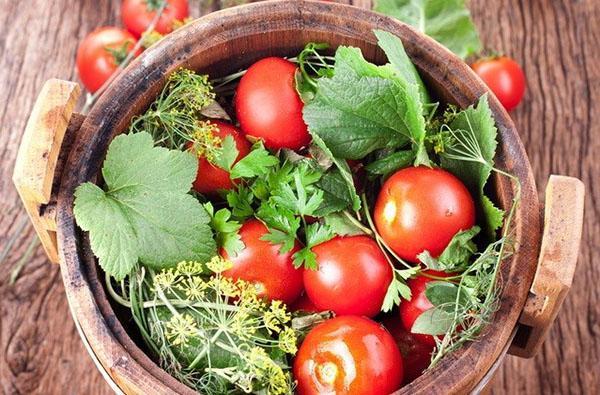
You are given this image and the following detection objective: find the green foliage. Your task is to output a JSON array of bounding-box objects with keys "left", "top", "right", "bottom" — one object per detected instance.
[
  {"left": 73, "top": 132, "right": 216, "bottom": 280},
  {"left": 374, "top": 0, "right": 482, "bottom": 59}
]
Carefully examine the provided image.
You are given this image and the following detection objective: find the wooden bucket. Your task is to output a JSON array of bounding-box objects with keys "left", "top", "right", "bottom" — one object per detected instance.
[{"left": 12, "top": 1, "right": 584, "bottom": 393}]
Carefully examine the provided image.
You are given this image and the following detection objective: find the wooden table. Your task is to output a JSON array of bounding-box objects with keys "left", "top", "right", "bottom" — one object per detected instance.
[{"left": 0, "top": 0, "right": 598, "bottom": 393}]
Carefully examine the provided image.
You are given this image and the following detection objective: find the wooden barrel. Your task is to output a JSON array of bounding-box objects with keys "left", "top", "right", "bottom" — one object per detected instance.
[{"left": 12, "top": 1, "right": 584, "bottom": 393}]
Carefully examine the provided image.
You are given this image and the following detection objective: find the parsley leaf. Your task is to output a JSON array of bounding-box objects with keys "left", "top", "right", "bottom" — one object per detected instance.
[
  {"left": 204, "top": 203, "right": 244, "bottom": 257},
  {"left": 292, "top": 223, "right": 335, "bottom": 270},
  {"left": 230, "top": 142, "right": 279, "bottom": 179},
  {"left": 212, "top": 135, "right": 239, "bottom": 171},
  {"left": 73, "top": 132, "right": 216, "bottom": 280},
  {"left": 381, "top": 266, "right": 419, "bottom": 312},
  {"left": 323, "top": 212, "right": 366, "bottom": 237},
  {"left": 303, "top": 45, "right": 428, "bottom": 164},
  {"left": 226, "top": 185, "right": 255, "bottom": 220},
  {"left": 417, "top": 226, "right": 480, "bottom": 271},
  {"left": 271, "top": 169, "right": 324, "bottom": 217},
  {"left": 256, "top": 204, "right": 300, "bottom": 253},
  {"left": 374, "top": 0, "right": 482, "bottom": 59}
]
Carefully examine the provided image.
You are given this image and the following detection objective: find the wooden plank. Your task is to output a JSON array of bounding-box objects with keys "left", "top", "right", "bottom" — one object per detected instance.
[{"left": 0, "top": 0, "right": 598, "bottom": 394}]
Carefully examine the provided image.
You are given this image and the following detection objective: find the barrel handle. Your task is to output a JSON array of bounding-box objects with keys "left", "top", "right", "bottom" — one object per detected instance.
[
  {"left": 509, "top": 175, "right": 585, "bottom": 358},
  {"left": 12, "top": 79, "right": 82, "bottom": 264}
]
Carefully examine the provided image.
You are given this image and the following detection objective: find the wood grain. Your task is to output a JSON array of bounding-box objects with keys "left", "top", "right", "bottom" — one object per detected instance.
[{"left": 0, "top": 0, "right": 597, "bottom": 394}]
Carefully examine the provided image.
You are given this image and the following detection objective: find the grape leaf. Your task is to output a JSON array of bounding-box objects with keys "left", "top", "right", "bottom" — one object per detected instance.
[
  {"left": 74, "top": 132, "right": 216, "bottom": 280},
  {"left": 303, "top": 46, "right": 428, "bottom": 164},
  {"left": 374, "top": 0, "right": 482, "bottom": 59}
]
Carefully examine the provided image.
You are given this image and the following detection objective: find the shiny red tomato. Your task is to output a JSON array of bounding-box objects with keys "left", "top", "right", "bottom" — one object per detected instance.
[
  {"left": 303, "top": 235, "right": 392, "bottom": 318},
  {"left": 374, "top": 167, "right": 476, "bottom": 263},
  {"left": 76, "top": 27, "right": 141, "bottom": 93},
  {"left": 235, "top": 57, "right": 310, "bottom": 151},
  {"left": 121, "top": 0, "right": 189, "bottom": 38},
  {"left": 399, "top": 271, "right": 452, "bottom": 347},
  {"left": 471, "top": 56, "right": 526, "bottom": 111},
  {"left": 189, "top": 120, "right": 251, "bottom": 195},
  {"left": 294, "top": 316, "right": 403, "bottom": 395},
  {"left": 381, "top": 315, "right": 433, "bottom": 384},
  {"left": 221, "top": 219, "right": 303, "bottom": 305}
]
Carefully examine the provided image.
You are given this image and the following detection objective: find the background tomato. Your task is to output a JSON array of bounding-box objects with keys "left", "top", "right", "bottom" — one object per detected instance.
[
  {"left": 303, "top": 235, "right": 392, "bottom": 318},
  {"left": 294, "top": 316, "right": 403, "bottom": 395},
  {"left": 121, "top": 0, "right": 189, "bottom": 38},
  {"left": 76, "top": 27, "right": 140, "bottom": 93},
  {"left": 472, "top": 56, "right": 526, "bottom": 111},
  {"left": 221, "top": 219, "right": 303, "bottom": 304},
  {"left": 399, "top": 271, "right": 452, "bottom": 347},
  {"left": 374, "top": 167, "right": 476, "bottom": 263},
  {"left": 381, "top": 315, "right": 433, "bottom": 384},
  {"left": 235, "top": 57, "right": 310, "bottom": 151},
  {"left": 189, "top": 120, "right": 251, "bottom": 195}
]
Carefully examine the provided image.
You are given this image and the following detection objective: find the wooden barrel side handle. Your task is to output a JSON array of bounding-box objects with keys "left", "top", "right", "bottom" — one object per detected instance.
[
  {"left": 509, "top": 175, "right": 585, "bottom": 358},
  {"left": 12, "top": 79, "right": 82, "bottom": 264}
]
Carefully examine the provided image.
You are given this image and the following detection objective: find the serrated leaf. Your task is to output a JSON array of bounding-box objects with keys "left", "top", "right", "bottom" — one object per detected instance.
[
  {"left": 230, "top": 142, "right": 279, "bottom": 179},
  {"left": 382, "top": 276, "right": 412, "bottom": 312},
  {"left": 418, "top": 226, "right": 479, "bottom": 271},
  {"left": 205, "top": 203, "right": 244, "bottom": 257},
  {"left": 292, "top": 248, "right": 318, "bottom": 270},
  {"left": 365, "top": 150, "right": 415, "bottom": 177},
  {"left": 305, "top": 223, "right": 334, "bottom": 247},
  {"left": 303, "top": 46, "right": 428, "bottom": 164},
  {"left": 411, "top": 307, "right": 455, "bottom": 335},
  {"left": 374, "top": 29, "right": 430, "bottom": 104},
  {"left": 482, "top": 194, "right": 505, "bottom": 234},
  {"left": 226, "top": 186, "right": 255, "bottom": 220},
  {"left": 212, "top": 135, "right": 238, "bottom": 171},
  {"left": 261, "top": 228, "right": 297, "bottom": 254},
  {"left": 374, "top": 0, "right": 482, "bottom": 59},
  {"left": 74, "top": 132, "right": 216, "bottom": 280},
  {"left": 323, "top": 212, "right": 365, "bottom": 237},
  {"left": 313, "top": 169, "right": 355, "bottom": 216}
]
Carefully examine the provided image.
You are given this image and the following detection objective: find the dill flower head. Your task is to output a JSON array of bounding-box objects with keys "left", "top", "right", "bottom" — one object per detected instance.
[
  {"left": 190, "top": 121, "right": 223, "bottom": 163},
  {"left": 206, "top": 255, "right": 234, "bottom": 274},
  {"left": 165, "top": 314, "right": 198, "bottom": 346}
]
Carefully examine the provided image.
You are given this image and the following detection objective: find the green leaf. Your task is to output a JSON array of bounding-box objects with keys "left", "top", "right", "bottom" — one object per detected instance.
[
  {"left": 271, "top": 171, "right": 324, "bottom": 217},
  {"left": 256, "top": 204, "right": 300, "bottom": 253},
  {"left": 226, "top": 186, "right": 255, "bottom": 220},
  {"left": 381, "top": 266, "right": 419, "bottom": 312},
  {"left": 418, "top": 226, "right": 479, "bottom": 271},
  {"left": 411, "top": 306, "right": 455, "bottom": 335},
  {"left": 373, "top": 29, "right": 430, "bottom": 104},
  {"left": 230, "top": 142, "right": 279, "bottom": 179},
  {"left": 292, "top": 223, "right": 334, "bottom": 270},
  {"left": 365, "top": 150, "right": 414, "bottom": 177},
  {"left": 310, "top": 133, "right": 361, "bottom": 211},
  {"left": 303, "top": 46, "right": 428, "bottom": 164},
  {"left": 212, "top": 135, "right": 238, "bottom": 171},
  {"left": 204, "top": 203, "right": 244, "bottom": 257},
  {"left": 425, "top": 281, "right": 469, "bottom": 313},
  {"left": 313, "top": 169, "right": 356, "bottom": 216},
  {"left": 73, "top": 132, "right": 216, "bottom": 280},
  {"left": 374, "top": 0, "right": 482, "bottom": 59},
  {"left": 440, "top": 96, "right": 502, "bottom": 236},
  {"left": 482, "top": 194, "right": 505, "bottom": 233},
  {"left": 323, "top": 212, "right": 366, "bottom": 236}
]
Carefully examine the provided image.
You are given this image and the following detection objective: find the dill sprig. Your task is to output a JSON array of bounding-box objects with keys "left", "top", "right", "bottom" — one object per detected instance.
[
  {"left": 108, "top": 257, "right": 297, "bottom": 394},
  {"left": 129, "top": 69, "right": 216, "bottom": 150}
]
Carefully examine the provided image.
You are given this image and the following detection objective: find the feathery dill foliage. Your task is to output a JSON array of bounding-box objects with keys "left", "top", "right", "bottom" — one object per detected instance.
[
  {"left": 129, "top": 69, "right": 216, "bottom": 150},
  {"left": 114, "top": 257, "right": 297, "bottom": 394}
]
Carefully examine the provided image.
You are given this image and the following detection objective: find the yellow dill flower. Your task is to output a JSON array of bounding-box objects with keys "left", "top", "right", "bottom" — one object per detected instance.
[
  {"left": 263, "top": 300, "right": 291, "bottom": 334},
  {"left": 165, "top": 314, "right": 198, "bottom": 346},
  {"left": 141, "top": 30, "right": 164, "bottom": 49},
  {"left": 172, "top": 17, "right": 194, "bottom": 30},
  {"left": 278, "top": 327, "right": 298, "bottom": 354},
  {"left": 153, "top": 269, "right": 177, "bottom": 291},
  {"left": 206, "top": 255, "right": 233, "bottom": 274},
  {"left": 179, "top": 277, "right": 208, "bottom": 300},
  {"left": 209, "top": 276, "right": 240, "bottom": 298},
  {"left": 176, "top": 260, "right": 204, "bottom": 276}
]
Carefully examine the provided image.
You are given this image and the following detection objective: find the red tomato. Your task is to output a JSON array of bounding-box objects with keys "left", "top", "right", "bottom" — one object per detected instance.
[
  {"left": 235, "top": 57, "right": 310, "bottom": 151},
  {"left": 221, "top": 219, "right": 303, "bottom": 305},
  {"left": 189, "top": 120, "right": 251, "bottom": 195},
  {"left": 121, "top": 0, "right": 189, "bottom": 38},
  {"left": 76, "top": 27, "right": 141, "bottom": 93},
  {"left": 381, "top": 315, "right": 433, "bottom": 384},
  {"left": 399, "top": 271, "right": 452, "bottom": 347},
  {"left": 290, "top": 293, "right": 321, "bottom": 313},
  {"left": 374, "top": 167, "right": 476, "bottom": 263},
  {"left": 471, "top": 56, "right": 526, "bottom": 111},
  {"left": 303, "top": 235, "right": 392, "bottom": 318},
  {"left": 294, "top": 316, "right": 403, "bottom": 395}
]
